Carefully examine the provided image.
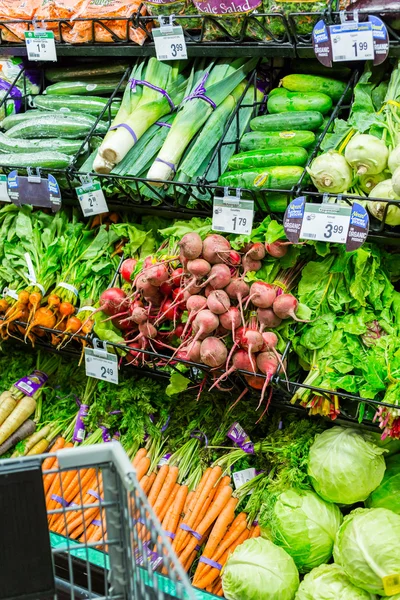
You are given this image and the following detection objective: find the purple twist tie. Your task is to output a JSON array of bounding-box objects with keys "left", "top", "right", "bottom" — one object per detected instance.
[
  {"left": 199, "top": 556, "right": 222, "bottom": 570},
  {"left": 241, "top": 441, "right": 255, "bottom": 454},
  {"left": 109, "top": 410, "right": 122, "bottom": 415},
  {"left": 100, "top": 425, "right": 111, "bottom": 443},
  {"left": 252, "top": 520, "right": 258, "bottom": 526},
  {"left": 190, "top": 429, "right": 208, "bottom": 447},
  {"left": 180, "top": 523, "right": 202, "bottom": 541},
  {"left": 164, "top": 531, "right": 175, "bottom": 540},
  {"left": 161, "top": 415, "right": 171, "bottom": 432},
  {"left": 51, "top": 494, "right": 69, "bottom": 507},
  {"left": 155, "top": 121, "right": 172, "bottom": 128},
  {"left": 110, "top": 123, "right": 137, "bottom": 143},
  {"left": 87, "top": 489, "right": 103, "bottom": 502},
  {"left": 133, "top": 517, "right": 146, "bottom": 526},
  {"left": 184, "top": 73, "right": 216, "bottom": 111},
  {"left": 195, "top": 544, "right": 201, "bottom": 552},
  {"left": 130, "top": 79, "right": 175, "bottom": 111},
  {"left": 92, "top": 519, "right": 103, "bottom": 527},
  {"left": 155, "top": 157, "right": 176, "bottom": 174}
]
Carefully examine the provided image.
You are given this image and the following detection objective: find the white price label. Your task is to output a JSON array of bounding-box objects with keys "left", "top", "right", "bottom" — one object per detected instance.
[
  {"left": 153, "top": 26, "right": 187, "bottom": 61},
  {"left": 330, "top": 22, "right": 374, "bottom": 62},
  {"left": 233, "top": 468, "right": 257, "bottom": 493},
  {"left": 300, "top": 204, "right": 351, "bottom": 243},
  {"left": 213, "top": 197, "right": 254, "bottom": 235},
  {"left": 85, "top": 348, "right": 118, "bottom": 385},
  {"left": 24, "top": 30, "right": 57, "bottom": 62},
  {"left": 76, "top": 181, "right": 109, "bottom": 217},
  {"left": 0, "top": 175, "right": 11, "bottom": 203}
]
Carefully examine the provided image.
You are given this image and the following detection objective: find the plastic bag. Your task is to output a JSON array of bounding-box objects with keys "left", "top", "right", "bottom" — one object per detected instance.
[
  {"left": 192, "top": 0, "right": 265, "bottom": 41},
  {"left": 68, "top": 0, "right": 149, "bottom": 45},
  {"left": 33, "top": 0, "right": 85, "bottom": 41},
  {"left": 144, "top": 0, "right": 199, "bottom": 31},
  {"left": 263, "top": 0, "right": 328, "bottom": 38},
  {"left": 0, "top": 0, "right": 41, "bottom": 42},
  {"left": 0, "top": 57, "right": 40, "bottom": 95}
]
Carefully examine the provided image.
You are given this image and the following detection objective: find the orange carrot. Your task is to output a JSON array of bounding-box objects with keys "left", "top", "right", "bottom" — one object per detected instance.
[
  {"left": 147, "top": 465, "right": 169, "bottom": 507},
  {"left": 213, "top": 580, "right": 223, "bottom": 596},
  {"left": 42, "top": 437, "right": 65, "bottom": 471},
  {"left": 158, "top": 482, "right": 180, "bottom": 524},
  {"left": 174, "top": 469, "right": 211, "bottom": 551},
  {"left": 50, "top": 468, "right": 96, "bottom": 527},
  {"left": 141, "top": 472, "right": 156, "bottom": 496},
  {"left": 135, "top": 456, "right": 150, "bottom": 481},
  {"left": 133, "top": 447, "right": 147, "bottom": 467},
  {"left": 153, "top": 466, "right": 179, "bottom": 517},
  {"left": 178, "top": 486, "right": 232, "bottom": 567},
  {"left": 250, "top": 524, "right": 260, "bottom": 538}
]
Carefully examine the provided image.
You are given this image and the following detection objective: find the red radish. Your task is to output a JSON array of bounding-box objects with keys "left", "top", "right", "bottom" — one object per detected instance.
[
  {"left": 204, "top": 284, "right": 213, "bottom": 298},
  {"left": 180, "top": 295, "right": 207, "bottom": 339},
  {"left": 273, "top": 294, "right": 308, "bottom": 322},
  {"left": 179, "top": 232, "right": 203, "bottom": 260},
  {"left": 200, "top": 337, "right": 227, "bottom": 368},
  {"left": 261, "top": 331, "right": 288, "bottom": 386},
  {"left": 139, "top": 322, "right": 157, "bottom": 339},
  {"left": 187, "top": 258, "right": 211, "bottom": 278},
  {"left": 136, "top": 273, "right": 157, "bottom": 295},
  {"left": 207, "top": 290, "right": 230, "bottom": 315},
  {"left": 265, "top": 241, "right": 290, "bottom": 258},
  {"left": 170, "top": 267, "right": 184, "bottom": 284},
  {"left": 246, "top": 282, "right": 276, "bottom": 309},
  {"left": 219, "top": 307, "right": 241, "bottom": 337},
  {"left": 172, "top": 287, "right": 190, "bottom": 304},
  {"left": 131, "top": 307, "right": 148, "bottom": 325},
  {"left": 225, "top": 278, "right": 249, "bottom": 326},
  {"left": 131, "top": 300, "right": 143, "bottom": 309},
  {"left": 111, "top": 314, "right": 133, "bottom": 331},
  {"left": 202, "top": 234, "right": 231, "bottom": 264},
  {"left": 176, "top": 341, "right": 202, "bottom": 363},
  {"left": 120, "top": 258, "right": 137, "bottom": 283},
  {"left": 209, "top": 349, "right": 256, "bottom": 391},
  {"left": 146, "top": 263, "right": 169, "bottom": 287},
  {"left": 257, "top": 307, "right": 282, "bottom": 331},
  {"left": 183, "top": 309, "right": 219, "bottom": 354},
  {"left": 160, "top": 281, "right": 173, "bottom": 297},
  {"left": 245, "top": 242, "right": 265, "bottom": 261},
  {"left": 157, "top": 298, "right": 180, "bottom": 322},
  {"left": 226, "top": 250, "right": 242, "bottom": 266},
  {"left": 256, "top": 351, "right": 279, "bottom": 419},
  {"left": 239, "top": 328, "right": 264, "bottom": 372},
  {"left": 99, "top": 288, "right": 128, "bottom": 316},
  {"left": 202, "top": 264, "right": 231, "bottom": 290},
  {"left": 242, "top": 256, "right": 262, "bottom": 275},
  {"left": 126, "top": 341, "right": 148, "bottom": 365},
  {"left": 171, "top": 323, "right": 184, "bottom": 339}
]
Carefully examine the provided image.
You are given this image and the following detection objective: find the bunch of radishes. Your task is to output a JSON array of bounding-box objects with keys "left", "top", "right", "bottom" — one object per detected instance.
[{"left": 96, "top": 232, "right": 304, "bottom": 411}]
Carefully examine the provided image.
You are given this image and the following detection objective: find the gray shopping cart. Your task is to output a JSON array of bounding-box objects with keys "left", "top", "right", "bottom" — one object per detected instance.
[{"left": 0, "top": 442, "right": 197, "bottom": 600}]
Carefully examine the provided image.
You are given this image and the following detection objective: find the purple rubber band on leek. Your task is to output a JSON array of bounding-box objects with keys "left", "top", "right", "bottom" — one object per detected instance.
[
  {"left": 155, "top": 157, "right": 176, "bottom": 174},
  {"left": 184, "top": 73, "right": 217, "bottom": 110},
  {"left": 110, "top": 123, "right": 137, "bottom": 143},
  {"left": 130, "top": 79, "right": 175, "bottom": 111}
]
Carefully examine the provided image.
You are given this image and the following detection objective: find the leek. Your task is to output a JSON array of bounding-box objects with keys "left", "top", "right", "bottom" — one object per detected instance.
[
  {"left": 147, "top": 58, "right": 257, "bottom": 185},
  {"left": 98, "top": 58, "right": 188, "bottom": 167}
]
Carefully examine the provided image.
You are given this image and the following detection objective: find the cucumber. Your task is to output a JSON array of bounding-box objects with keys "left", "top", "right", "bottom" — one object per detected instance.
[
  {"left": 2, "top": 110, "right": 105, "bottom": 132},
  {"left": 240, "top": 130, "right": 315, "bottom": 152},
  {"left": 219, "top": 166, "right": 304, "bottom": 190},
  {"left": 289, "top": 60, "right": 352, "bottom": 80},
  {"left": 0, "top": 151, "right": 71, "bottom": 169},
  {"left": 45, "top": 79, "right": 126, "bottom": 96},
  {"left": 228, "top": 147, "right": 308, "bottom": 170},
  {"left": 6, "top": 115, "right": 107, "bottom": 139},
  {"left": 250, "top": 111, "right": 324, "bottom": 132},
  {"left": 0, "top": 132, "right": 84, "bottom": 155},
  {"left": 33, "top": 95, "right": 121, "bottom": 118},
  {"left": 267, "top": 89, "right": 333, "bottom": 115},
  {"left": 45, "top": 62, "right": 130, "bottom": 83},
  {"left": 281, "top": 74, "right": 347, "bottom": 103},
  {"left": 257, "top": 192, "right": 289, "bottom": 213}
]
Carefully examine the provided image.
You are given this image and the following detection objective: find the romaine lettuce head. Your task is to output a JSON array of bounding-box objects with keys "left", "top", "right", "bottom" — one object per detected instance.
[
  {"left": 295, "top": 564, "right": 377, "bottom": 600},
  {"left": 333, "top": 507, "right": 400, "bottom": 595},
  {"left": 222, "top": 538, "right": 299, "bottom": 600},
  {"left": 307, "top": 427, "right": 386, "bottom": 504},
  {"left": 260, "top": 489, "right": 342, "bottom": 572},
  {"left": 366, "top": 454, "right": 400, "bottom": 514}
]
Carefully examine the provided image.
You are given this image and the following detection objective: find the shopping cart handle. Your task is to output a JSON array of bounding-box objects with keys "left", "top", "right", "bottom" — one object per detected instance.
[{"left": 57, "top": 441, "right": 136, "bottom": 491}]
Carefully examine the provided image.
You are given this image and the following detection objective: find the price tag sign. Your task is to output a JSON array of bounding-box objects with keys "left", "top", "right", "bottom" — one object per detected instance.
[
  {"left": 330, "top": 21, "right": 374, "bottom": 62},
  {"left": 24, "top": 30, "right": 57, "bottom": 62},
  {"left": 153, "top": 26, "right": 187, "bottom": 61},
  {"left": 76, "top": 181, "right": 109, "bottom": 217},
  {"left": 300, "top": 203, "right": 351, "bottom": 243},
  {"left": 85, "top": 347, "right": 118, "bottom": 385},
  {"left": 213, "top": 196, "right": 254, "bottom": 235},
  {"left": 232, "top": 468, "right": 257, "bottom": 492},
  {"left": 0, "top": 175, "right": 11, "bottom": 203}
]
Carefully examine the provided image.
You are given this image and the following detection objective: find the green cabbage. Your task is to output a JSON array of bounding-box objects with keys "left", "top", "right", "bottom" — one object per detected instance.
[
  {"left": 222, "top": 538, "right": 299, "bottom": 600},
  {"left": 334, "top": 507, "right": 400, "bottom": 595},
  {"left": 295, "top": 564, "right": 377, "bottom": 600},
  {"left": 366, "top": 454, "right": 400, "bottom": 514},
  {"left": 307, "top": 427, "right": 386, "bottom": 504},
  {"left": 260, "top": 489, "right": 342, "bottom": 572}
]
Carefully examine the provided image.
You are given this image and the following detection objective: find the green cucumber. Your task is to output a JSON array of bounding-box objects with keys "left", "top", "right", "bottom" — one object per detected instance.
[
  {"left": 45, "top": 79, "right": 126, "bottom": 96},
  {"left": 45, "top": 62, "right": 129, "bottom": 83},
  {"left": 33, "top": 94, "right": 121, "bottom": 118},
  {"left": 240, "top": 130, "right": 315, "bottom": 152},
  {"left": 218, "top": 166, "right": 304, "bottom": 190},
  {"left": 228, "top": 146, "right": 308, "bottom": 170},
  {"left": 6, "top": 115, "right": 107, "bottom": 139},
  {"left": 267, "top": 89, "right": 333, "bottom": 115},
  {"left": 2, "top": 110, "right": 105, "bottom": 132},
  {"left": 250, "top": 111, "right": 324, "bottom": 132},
  {"left": 289, "top": 60, "right": 351, "bottom": 80},
  {"left": 0, "top": 151, "right": 71, "bottom": 169},
  {"left": 281, "top": 74, "right": 347, "bottom": 103},
  {"left": 257, "top": 192, "right": 289, "bottom": 213},
  {"left": 0, "top": 132, "right": 84, "bottom": 155}
]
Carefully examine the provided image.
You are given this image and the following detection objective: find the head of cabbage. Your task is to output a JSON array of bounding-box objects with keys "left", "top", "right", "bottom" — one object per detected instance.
[
  {"left": 334, "top": 507, "right": 400, "bottom": 595},
  {"left": 260, "top": 489, "right": 342, "bottom": 572},
  {"left": 294, "top": 563, "right": 377, "bottom": 600},
  {"left": 307, "top": 427, "right": 386, "bottom": 504},
  {"left": 366, "top": 453, "right": 400, "bottom": 514},
  {"left": 222, "top": 538, "right": 299, "bottom": 600}
]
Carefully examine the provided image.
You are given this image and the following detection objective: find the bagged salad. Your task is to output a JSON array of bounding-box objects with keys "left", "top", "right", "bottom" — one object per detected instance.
[
  {"left": 144, "top": 0, "right": 199, "bottom": 31},
  {"left": 192, "top": 0, "right": 267, "bottom": 41},
  {"left": 263, "top": 0, "right": 329, "bottom": 38}
]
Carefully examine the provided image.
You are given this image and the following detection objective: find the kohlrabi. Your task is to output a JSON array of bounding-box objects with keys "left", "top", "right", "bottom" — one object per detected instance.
[
  {"left": 306, "top": 151, "right": 352, "bottom": 193},
  {"left": 392, "top": 165, "right": 400, "bottom": 196},
  {"left": 388, "top": 144, "right": 400, "bottom": 173},
  {"left": 344, "top": 134, "right": 389, "bottom": 175},
  {"left": 368, "top": 178, "right": 400, "bottom": 226},
  {"left": 359, "top": 171, "right": 388, "bottom": 194}
]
